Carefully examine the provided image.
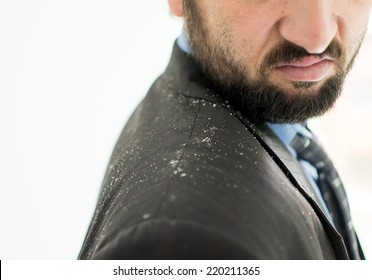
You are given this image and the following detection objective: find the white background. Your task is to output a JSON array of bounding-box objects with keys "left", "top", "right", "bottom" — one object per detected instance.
[{"left": 0, "top": 0, "right": 371, "bottom": 259}]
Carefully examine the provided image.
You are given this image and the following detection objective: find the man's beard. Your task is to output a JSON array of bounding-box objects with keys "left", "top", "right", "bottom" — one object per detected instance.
[{"left": 183, "top": 1, "right": 362, "bottom": 124}]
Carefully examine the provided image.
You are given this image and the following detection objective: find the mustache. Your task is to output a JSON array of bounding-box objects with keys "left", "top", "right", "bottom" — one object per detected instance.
[{"left": 261, "top": 39, "right": 346, "bottom": 73}]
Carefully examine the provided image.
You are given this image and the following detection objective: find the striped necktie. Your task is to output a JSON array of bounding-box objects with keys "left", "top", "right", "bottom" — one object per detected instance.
[{"left": 290, "top": 133, "right": 360, "bottom": 260}]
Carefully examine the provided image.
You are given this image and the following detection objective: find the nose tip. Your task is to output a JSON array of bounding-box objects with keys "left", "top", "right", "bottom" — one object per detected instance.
[
  {"left": 302, "top": 27, "right": 336, "bottom": 54},
  {"left": 278, "top": 3, "right": 338, "bottom": 54},
  {"left": 279, "top": 20, "right": 337, "bottom": 54}
]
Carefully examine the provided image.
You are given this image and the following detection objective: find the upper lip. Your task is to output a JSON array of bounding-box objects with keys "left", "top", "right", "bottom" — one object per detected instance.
[{"left": 275, "top": 55, "right": 333, "bottom": 68}]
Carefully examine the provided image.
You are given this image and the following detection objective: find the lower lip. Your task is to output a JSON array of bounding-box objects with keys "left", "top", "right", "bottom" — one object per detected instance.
[{"left": 274, "top": 60, "right": 333, "bottom": 82}]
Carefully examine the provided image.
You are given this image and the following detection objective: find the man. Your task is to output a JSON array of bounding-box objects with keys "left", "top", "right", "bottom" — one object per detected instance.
[{"left": 79, "top": 0, "right": 372, "bottom": 259}]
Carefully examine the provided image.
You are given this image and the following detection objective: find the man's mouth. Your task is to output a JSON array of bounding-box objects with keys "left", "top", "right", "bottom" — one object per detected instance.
[{"left": 273, "top": 56, "right": 334, "bottom": 82}]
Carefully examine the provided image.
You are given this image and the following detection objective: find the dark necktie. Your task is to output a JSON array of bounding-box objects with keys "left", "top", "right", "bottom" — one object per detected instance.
[{"left": 290, "top": 133, "right": 360, "bottom": 260}]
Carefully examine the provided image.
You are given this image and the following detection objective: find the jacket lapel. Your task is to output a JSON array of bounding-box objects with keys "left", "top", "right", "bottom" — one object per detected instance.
[
  {"left": 253, "top": 123, "right": 330, "bottom": 211},
  {"left": 234, "top": 116, "right": 350, "bottom": 259}
]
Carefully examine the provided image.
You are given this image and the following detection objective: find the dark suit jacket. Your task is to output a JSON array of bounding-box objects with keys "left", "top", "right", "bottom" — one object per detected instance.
[{"left": 79, "top": 44, "right": 362, "bottom": 260}]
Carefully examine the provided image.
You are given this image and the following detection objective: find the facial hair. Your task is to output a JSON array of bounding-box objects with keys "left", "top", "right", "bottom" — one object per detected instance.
[{"left": 183, "top": 0, "right": 364, "bottom": 124}]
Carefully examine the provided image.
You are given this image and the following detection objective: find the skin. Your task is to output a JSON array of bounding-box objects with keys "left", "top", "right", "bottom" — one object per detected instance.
[{"left": 168, "top": 0, "right": 372, "bottom": 96}]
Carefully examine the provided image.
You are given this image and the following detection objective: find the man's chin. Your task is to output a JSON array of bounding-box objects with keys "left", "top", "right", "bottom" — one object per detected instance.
[
  {"left": 266, "top": 78, "right": 327, "bottom": 96},
  {"left": 215, "top": 73, "right": 344, "bottom": 124},
  {"left": 290, "top": 81, "right": 321, "bottom": 90}
]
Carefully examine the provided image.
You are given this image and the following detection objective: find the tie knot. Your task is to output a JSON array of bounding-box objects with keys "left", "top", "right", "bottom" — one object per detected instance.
[{"left": 290, "top": 134, "right": 332, "bottom": 172}]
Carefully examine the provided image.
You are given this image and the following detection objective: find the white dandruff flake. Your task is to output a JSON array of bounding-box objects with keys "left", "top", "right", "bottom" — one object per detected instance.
[{"left": 142, "top": 213, "right": 151, "bottom": 219}]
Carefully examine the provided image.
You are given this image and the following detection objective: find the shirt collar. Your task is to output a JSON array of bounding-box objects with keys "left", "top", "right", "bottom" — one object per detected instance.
[
  {"left": 177, "top": 28, "right": 192, "bottom": 54},
  {"left": 267, "top": 122, "right": 313, "bottom": 157}
]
